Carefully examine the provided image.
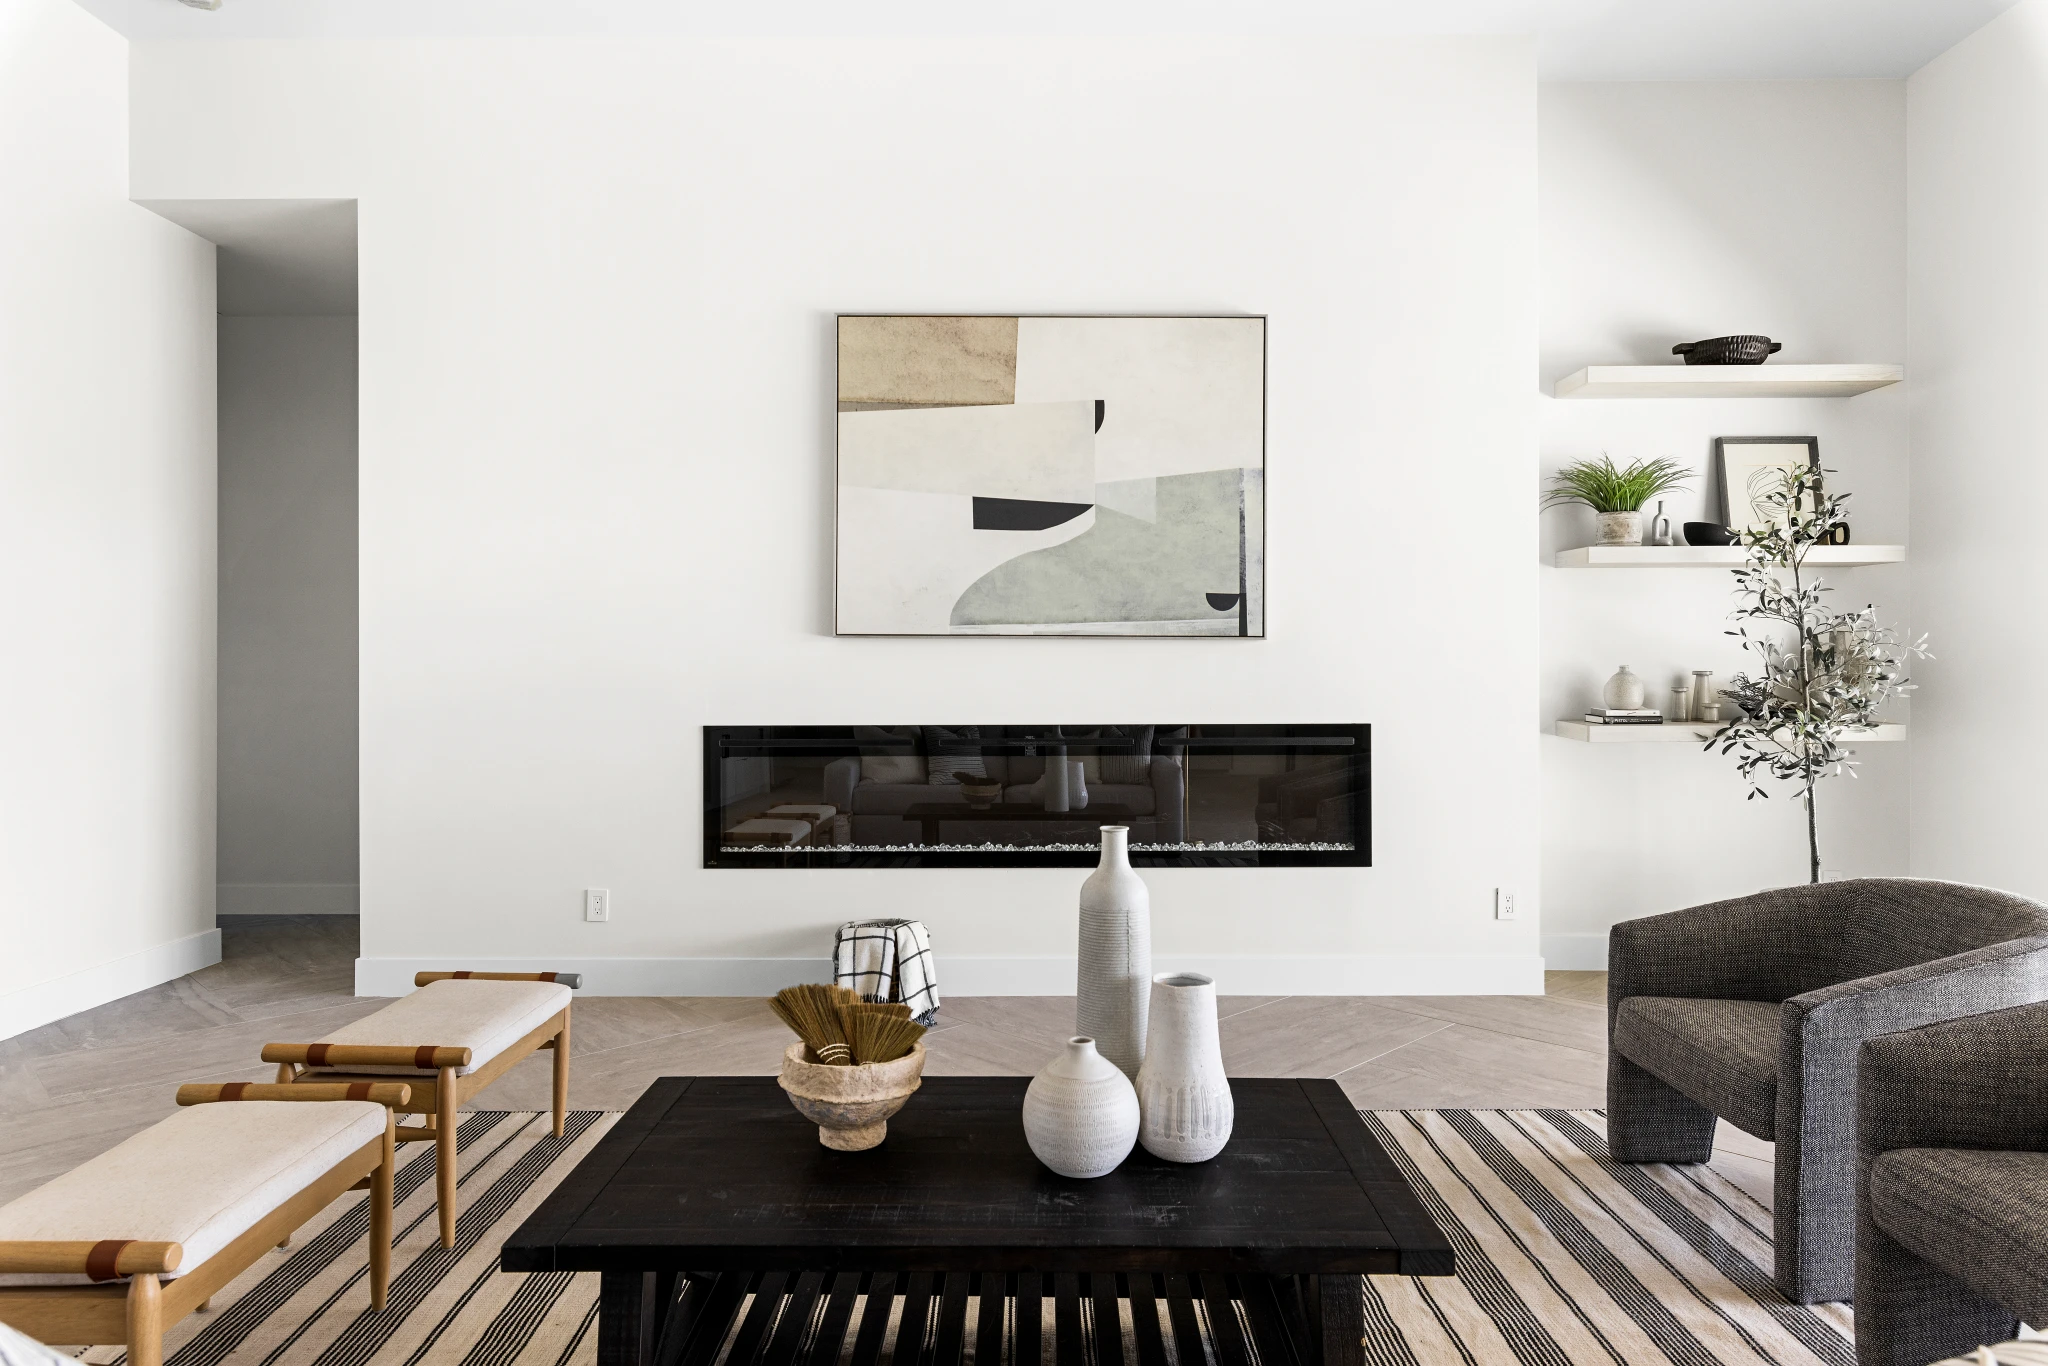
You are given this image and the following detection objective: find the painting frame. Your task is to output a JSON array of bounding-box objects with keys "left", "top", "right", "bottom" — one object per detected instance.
[
  {"left": 1714, "top": 435, "right": 1821, "bottom": 535},
  {"left": 833, "top": 313, "right": 1268, "bottom": 639}
]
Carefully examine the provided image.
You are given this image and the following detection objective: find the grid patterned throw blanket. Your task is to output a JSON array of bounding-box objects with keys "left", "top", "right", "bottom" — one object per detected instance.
[{"left": 833, "top": 918, "right": 940, "bottom": 1024}]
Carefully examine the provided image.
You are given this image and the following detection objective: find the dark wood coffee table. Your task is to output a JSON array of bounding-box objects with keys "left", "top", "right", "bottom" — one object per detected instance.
[
  {"left": 502, "top": 1076, "right": 1451, "bottom": 1366},
  {"left": 900, "top": 802, "right": 1137, "bottom": 846}
]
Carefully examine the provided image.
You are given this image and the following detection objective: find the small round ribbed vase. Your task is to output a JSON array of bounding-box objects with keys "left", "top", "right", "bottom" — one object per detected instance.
[
  {"left": 1076, "top": 825, "right": 1151, "bottom": 1078},
  {"left": 1022, "top": 1037, "right": 1139, "bottom": 1178},
  {"left": 1136, "top": 972, "right": 1233, "bottom": 1163}
]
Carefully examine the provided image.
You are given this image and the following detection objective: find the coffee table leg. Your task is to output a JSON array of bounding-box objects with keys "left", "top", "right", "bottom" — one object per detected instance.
[
  {"left": 1317, "top": 1274, "right": 1365, "bottom": 1366},
  {"left": 598, "top": 1270, "right": 655, "bottom": 1366}
]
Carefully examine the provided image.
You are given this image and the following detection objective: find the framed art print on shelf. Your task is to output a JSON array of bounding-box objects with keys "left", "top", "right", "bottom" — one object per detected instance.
[
  {"left": 834, "top": 315, "right": 1266, "bottom": 637},
  {"left": 1715, "top": 435, "right": 1820, "bottom": 535}
]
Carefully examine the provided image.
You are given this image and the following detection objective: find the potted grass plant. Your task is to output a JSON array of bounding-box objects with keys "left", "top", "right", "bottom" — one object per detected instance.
[{"left": 1542, "top": 454, "right": 1692, "bottom": 546}]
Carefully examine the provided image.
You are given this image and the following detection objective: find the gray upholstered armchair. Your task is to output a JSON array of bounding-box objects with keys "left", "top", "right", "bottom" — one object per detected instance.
[
  {"left": 1606, "top": 878, "right": 2048, "bottom": 1304},
  {"left": 1857, "top": 1001, "right": 2048, "bottom": 1366}
]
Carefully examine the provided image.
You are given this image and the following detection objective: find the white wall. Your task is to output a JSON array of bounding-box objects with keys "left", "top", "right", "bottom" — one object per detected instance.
[
  {"left": 129, "top": 36, "right": 1542, "bottom": 996},
  {"left": 1539, "top": 81, "right": 1912, "bottom": 966},
  {"left": 1907, "top": 0, "right": 2048, "bottom": 899},
  {"left": 0, "top": 0, "right": 217, "bottom": 1038},
  {"left": 218, "top": 315, "right": 359, "bottom": 915}
]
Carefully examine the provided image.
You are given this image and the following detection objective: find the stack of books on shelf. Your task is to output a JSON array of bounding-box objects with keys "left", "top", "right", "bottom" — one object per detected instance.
[{"left": 1583, "top": 707, "right": 1664, "bottom": 725}]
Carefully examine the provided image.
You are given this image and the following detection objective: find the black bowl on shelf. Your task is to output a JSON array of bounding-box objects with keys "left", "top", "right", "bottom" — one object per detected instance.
[
  {"left": 1684, "top": 522, "right": 1736, "bottom": 547},
  {"left": 1672, "top": 335, "right": 1782, "bottom": 365}
]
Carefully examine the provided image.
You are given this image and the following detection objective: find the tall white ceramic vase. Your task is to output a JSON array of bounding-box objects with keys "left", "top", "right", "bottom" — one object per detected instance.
[
  {"left": 1043, "top": 745, "right": 1071, "bottom": 812},
  {"left": 1136, "top": 972, "right": 1233, "bottom": 1162},
  {"left": 1021, "top": 1036, "right": 1139, "bottom": 1178},
  {"left": 1076, "top": 825, "right": 1151, "bottom": 1078}
]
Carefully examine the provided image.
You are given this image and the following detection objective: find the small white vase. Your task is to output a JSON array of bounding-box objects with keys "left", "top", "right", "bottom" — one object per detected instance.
[
  {"left": 1596, "top": 510, "right": 1644, "bottom": 546},
  {"left": 1069, "top": 761, "right": 1089, "bottom": 810},
  {"left": 1022, "top": 1036, "right": 1139, "bottom": 1178},
  {"left": 1137, "top": 972, "right": 1233, "bottom": 1163},
  {"left": 1076, "top": 826, "right": 1151, "bottom": 1078},
  {"left": 1602, "top": 665, "right": 1645, "bottom": 710}
]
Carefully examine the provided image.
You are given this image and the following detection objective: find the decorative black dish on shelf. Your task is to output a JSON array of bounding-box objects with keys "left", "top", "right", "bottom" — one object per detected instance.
[
  {"left": 1684, "top": 522, "right": 1736, "bottom": 546},
  {"left": 1673, "top": 335, "right": 1782, "bottom": 365}
]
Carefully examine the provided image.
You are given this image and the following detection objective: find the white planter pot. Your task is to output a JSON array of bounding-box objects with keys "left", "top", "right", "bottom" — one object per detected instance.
[
  {"left": 1596, "top": 511, "right": 1644, "bottom": 546},
  {"left": 1136, "top": 972, "right": 1233, "bottom": 1163},
  {"left": 1076, "top": 825, "right": 1151, "bottom": 1078},
  {"left": 1022, "top": 1036, "right": 1139, "bottom": 1178}
]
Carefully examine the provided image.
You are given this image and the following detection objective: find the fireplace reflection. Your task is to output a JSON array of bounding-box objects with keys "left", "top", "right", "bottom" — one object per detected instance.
[{"left": 704, "top": 725, "right": 1369, "bottom": 868}]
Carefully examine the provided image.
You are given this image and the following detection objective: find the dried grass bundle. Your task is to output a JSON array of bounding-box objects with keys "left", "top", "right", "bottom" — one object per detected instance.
[
  {"left": 842, "top": 1007, "right": 926, "bottom": 1064},
  {"left": 770, "top": 984, "right": 855, "bottom": 1064}
]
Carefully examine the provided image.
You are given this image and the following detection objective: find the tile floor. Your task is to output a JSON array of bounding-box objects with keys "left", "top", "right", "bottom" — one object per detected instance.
[{"left": 0, "top": 915, "right": 1773, "bottom": 1209}]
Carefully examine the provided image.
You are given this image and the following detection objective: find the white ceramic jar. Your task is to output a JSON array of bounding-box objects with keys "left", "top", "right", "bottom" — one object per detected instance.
[
  {"left": 1022, "top": 1036, "right": 1140, "bottom": 1178},
  {"left": 1076, "top": 825, "right": 1151, "bottom": 1078},
  {"left": 1136, "top": 972, "right": 1233, "bottom": 1163}
]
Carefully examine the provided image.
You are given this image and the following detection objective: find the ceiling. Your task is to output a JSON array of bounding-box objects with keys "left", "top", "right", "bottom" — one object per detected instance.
[
  {"left": 73, "top": 0, "right": 2019, "bottom": 79},
  {"left": 140, "top": 199, "right": 357, "bottom": 315}
]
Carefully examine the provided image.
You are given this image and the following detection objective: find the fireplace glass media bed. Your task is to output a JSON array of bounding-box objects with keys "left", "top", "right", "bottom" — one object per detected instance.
[{"left": 705, "top": 725, "right": 1368, "bottom": 867}]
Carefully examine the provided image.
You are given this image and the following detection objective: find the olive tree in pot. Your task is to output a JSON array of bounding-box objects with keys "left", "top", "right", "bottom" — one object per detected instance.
[
  {"left": 1708, "top": 466, "right": 1930, "bottom": 883},
  {"left": 1542, "top": 454, "right": 1692, "bottom": 546}
]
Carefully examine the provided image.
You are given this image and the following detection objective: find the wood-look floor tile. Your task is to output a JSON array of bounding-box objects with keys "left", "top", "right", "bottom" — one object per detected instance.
[
  {"left": 1375, "top": 993, "right": 1607, "bottom": 1054},
  {"left": 1543, "top": 971, "right": 1609, "bottom": 1008},
  {"left": 920, "top": 1022, "right": 1066, "bottom": 1078},
  {"left": 1218, "top": 997, "right": 1452, "bottom": 1077},
  {"left": 1332, "top": 1022, "right": 1605, "bottom": 1109},
  {"left": 934, "top": 997, "right": 1077, "bottom": 1042},
  {"left": 29, "top": 1000, "right": 386, "bottom": 1102}
]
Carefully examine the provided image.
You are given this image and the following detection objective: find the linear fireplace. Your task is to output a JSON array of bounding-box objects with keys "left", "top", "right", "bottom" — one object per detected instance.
[{"left": 704, "top": 725, "right": 1369, "bottom": 868}]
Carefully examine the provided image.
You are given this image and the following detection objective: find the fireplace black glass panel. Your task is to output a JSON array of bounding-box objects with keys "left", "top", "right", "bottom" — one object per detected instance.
[{"left": 704, "top": 725, "right": 1369, "bottom": 868}]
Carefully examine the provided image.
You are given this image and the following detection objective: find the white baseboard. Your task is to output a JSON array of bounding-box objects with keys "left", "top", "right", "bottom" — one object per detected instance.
[
  {"left": 1540, "top": 934, "right": 1609, "bottom": 972},
  {"left": 217, "top": 883, "right": 359, "bottom": 915},
  {"left": 354, "top": 953, "right": 1548, "bottom": 998},
  {"left": 0, "top": 928, "right": 223, "bottom": 1041}
]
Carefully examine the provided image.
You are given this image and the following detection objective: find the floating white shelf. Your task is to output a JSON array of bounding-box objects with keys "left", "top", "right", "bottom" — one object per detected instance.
[
  {"left": 1554, "top": 544, "right": 1906, "bottom": 569},
  {"left": 1553, "top": 363, "right": 1904, "bottom": 399},
  {"left": 1554, "top": 720, "right": 1907, "bottom": 744}
]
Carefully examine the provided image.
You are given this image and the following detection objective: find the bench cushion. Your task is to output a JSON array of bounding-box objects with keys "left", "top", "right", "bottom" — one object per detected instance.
[
  {"left": 0, "top": 1101, "right": 385, "bottom": 1285},
  {"left": 309, "top": 979, "right": 570, "bottom": 1076},
  {"left": 1611, "top": 996, "right": 1781, "bottom": 1139}
]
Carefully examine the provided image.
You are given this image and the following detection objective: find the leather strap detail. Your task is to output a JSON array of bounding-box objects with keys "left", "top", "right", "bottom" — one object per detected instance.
[
  {"left": 453, "top": 971, "right": 472, "bottom": 979},
  {"left": 347, "top": 1082, "right": 373, "bottom": 1100},
  {"left": 539, "top": 971, "right": 557, "bottom": 983},
  {"left": 220, "top": 1082, "right": 249, "bottom": 1101},
  {"left": 415, "top": 1045, "right": 440, "bottom": 1069},
  {"left": 86, "top": 1240, "right": 134, "bottom": 1282},
  {"left": 306, "top": 1043, "right": 332, "bottom": 1067}
]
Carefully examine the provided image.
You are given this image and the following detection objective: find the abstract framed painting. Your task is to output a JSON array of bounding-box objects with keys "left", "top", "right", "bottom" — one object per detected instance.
[{"left": 834, "top": 315, "right": 1266, "bottom": 637}]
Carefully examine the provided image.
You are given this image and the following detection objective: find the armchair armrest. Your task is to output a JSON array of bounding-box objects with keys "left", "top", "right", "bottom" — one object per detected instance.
[
  {"left": 1608, "top": 882, "right": 1860, "bottom": 1017},
  {"left": 824, "top": 757, "right": 859, "bottom": 811},
  {"left": 1859, "top": 996, "right": 2048, "bottom": 1158},
  {"left": 1788, "top": 935, "right": 2048, "bottom": 1038},
  {"left": 1150, "top": 755, "right": 1184, "bottom": 841}
]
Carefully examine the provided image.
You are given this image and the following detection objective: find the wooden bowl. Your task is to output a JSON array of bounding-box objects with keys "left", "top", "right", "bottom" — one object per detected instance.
[
  {"left": 955, "top": 776, "right": 1003, "bottom": 809},
  {"left": 777, "top": 1041, "right": 925, "bottom": 1150}
]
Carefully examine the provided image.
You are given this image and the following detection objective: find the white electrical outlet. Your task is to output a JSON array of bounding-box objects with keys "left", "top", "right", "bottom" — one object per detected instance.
[
  {"left": 584, "top": 888, "right": 611, "bottom": 923},
  {"left": 1495, "top": 888, "right": 1519, "bottom": 921}
]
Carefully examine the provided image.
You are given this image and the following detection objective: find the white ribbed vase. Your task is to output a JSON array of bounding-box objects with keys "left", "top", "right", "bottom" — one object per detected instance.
[
  {"left": 1021, "top": 1036, "right": 1139, "bottom": 1178},
  {"left": 1076, "top": 825, "right": 1151, "bottom": 1078},
  {"left": 1136, "top": 972, "right": 1233, "bottom": 1163}
]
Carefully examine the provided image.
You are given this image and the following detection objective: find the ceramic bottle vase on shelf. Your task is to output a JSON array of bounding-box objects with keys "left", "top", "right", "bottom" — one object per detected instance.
[
  {"left": 1021, "top": 1036, "right": 1139, "bottom": 1178},
  {"left": 1602, "top": 665, "right": 1645, "bottom": 710},
  {"left": 1076, "top": 825, "right": 1151, "bottom": 1078},
  {"left": 1136, "top": 972, "right": 1233, "bottom": 1163}
]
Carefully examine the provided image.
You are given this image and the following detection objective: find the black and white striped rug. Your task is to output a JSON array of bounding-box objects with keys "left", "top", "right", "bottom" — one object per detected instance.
[{"left": 70, "top": 1109, "right": 1849, "bottom": 1366}]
